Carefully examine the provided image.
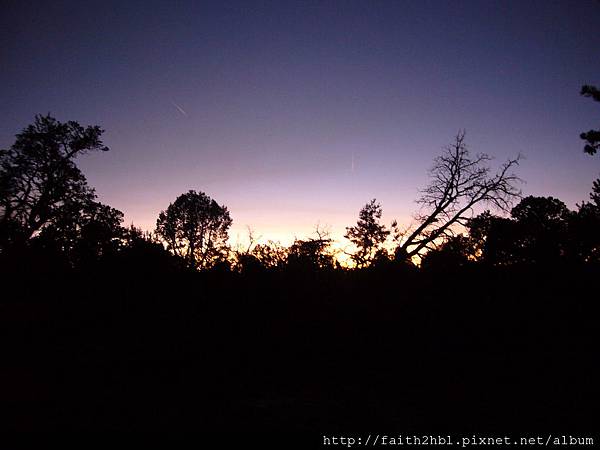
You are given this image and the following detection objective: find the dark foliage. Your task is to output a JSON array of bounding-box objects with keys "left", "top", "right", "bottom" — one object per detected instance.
[
  {"left": 32, "top": 200, "right": 124, "bottom": 268},
  {"left": 287, "top": 236, "right": 335, "bottom": 271},
  {"left": 106, "top": 225, "right": 184, "bottom": 273},
  {"left": 464, "top": 187, "right": 600, "bottom": 266},
  {"left": 0, "top": 115, "right": 110, "bottom": 250},
  {"left": 155, "top": 190, "right": 232, "bottom": 270},
  {"left": 345, "top": 199, "right": 393, "bottom": 268},
  {"left": 419, "top": 234, "right": 472, "bottom": 270},
  {"left": 580, "top": 85, "right": 600, "bottom": 155},
  {"left": 236, "top": 240, "right": 288, "bottom": 274}
]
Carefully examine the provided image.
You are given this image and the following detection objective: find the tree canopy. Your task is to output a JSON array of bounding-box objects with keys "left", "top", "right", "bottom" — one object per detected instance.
[
  {"left": 34, "top": 200, "right": 124, "bottom": 267},
  {"left": 459, "top": 185, "right": 600, "bottom": 266},
  {"left": 0, "top": 114, "right": 114, "bottom": 252},
  {"left": 155, "top": 190, "right": 233, "bottom": 270}
]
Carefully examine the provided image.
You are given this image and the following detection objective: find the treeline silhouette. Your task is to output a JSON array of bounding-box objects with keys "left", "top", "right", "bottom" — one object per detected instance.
[{"left": 1, "top": 115, "right": 598, "bottom": 434}]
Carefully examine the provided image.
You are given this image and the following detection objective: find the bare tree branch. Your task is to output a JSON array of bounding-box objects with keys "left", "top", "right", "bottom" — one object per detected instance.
[{"left": 398, "top": 131, "right": 522, "bottom": 259}]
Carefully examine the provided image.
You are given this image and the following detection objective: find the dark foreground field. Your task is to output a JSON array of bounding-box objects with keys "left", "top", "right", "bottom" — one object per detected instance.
[{"left": 2, "top": 264, "right": 598, "bottom": 436}]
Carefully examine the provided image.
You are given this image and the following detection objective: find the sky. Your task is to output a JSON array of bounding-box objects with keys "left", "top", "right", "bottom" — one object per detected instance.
[{"left": 1, "top": 0, "right": 600, "bottom": 248}]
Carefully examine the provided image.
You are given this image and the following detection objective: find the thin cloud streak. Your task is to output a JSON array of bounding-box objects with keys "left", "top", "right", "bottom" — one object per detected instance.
[{"left": 171, "top": 100, "right": 188, "bottom": 117}]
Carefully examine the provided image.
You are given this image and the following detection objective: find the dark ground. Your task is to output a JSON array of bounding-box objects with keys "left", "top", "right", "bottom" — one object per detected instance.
[{"left": 1, "top": 264, "right": 598, "bottom": 440}]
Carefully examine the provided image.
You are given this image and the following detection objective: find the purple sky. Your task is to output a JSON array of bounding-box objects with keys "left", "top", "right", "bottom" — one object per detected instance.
[{"left": 2, "top": 0, "right": 600, "bottom": 246}]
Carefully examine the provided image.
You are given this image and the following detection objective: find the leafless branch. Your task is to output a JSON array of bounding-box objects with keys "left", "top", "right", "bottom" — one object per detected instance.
[{"left": 398, "top": 131, "right": 522, "bottom": 258}]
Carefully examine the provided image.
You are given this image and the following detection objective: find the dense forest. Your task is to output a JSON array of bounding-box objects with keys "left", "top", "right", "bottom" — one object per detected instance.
[{"left": 1, "top": 105, "right": 599, "bottom": 436}]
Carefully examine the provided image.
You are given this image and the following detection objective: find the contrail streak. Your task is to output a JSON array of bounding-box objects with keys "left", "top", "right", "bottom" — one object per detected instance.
[{"left": 171, "top": 100, "right": 187, "bottom": 116}]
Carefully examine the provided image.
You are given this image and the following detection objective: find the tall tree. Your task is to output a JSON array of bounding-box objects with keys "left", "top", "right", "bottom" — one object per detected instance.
[
  {"left": 0, "top": 115, "right": 108, "bottom": 250},
  {"left": 397, "top": 131, "right": 521, "bottom": 259},
  {"left": 345, "top": 199, "right": 393, "bottom": 268},
  {"left": 155, "top": 190, "right": 232, "bottom": 270},
  {"left": 580, "top": 85, "right": 600, "bottom": 155}
]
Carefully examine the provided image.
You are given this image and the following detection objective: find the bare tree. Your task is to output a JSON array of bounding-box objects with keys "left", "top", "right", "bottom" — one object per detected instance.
[
  {"left": 233, "top": 226, "right": 264, "bottom": 272},
  {"left": 397, "top": 131, "right": 521, "bottom": 259}
]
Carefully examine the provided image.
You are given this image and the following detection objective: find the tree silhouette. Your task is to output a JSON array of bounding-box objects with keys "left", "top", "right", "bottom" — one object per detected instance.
[
  {"left": 466, "top": 211, "right": 516, "bottom": 265},
  {"left": 466, "top": 197, "right": 574, "bottom": 265},
  {"left": 155, "top": 190, "right": 232, "bottom": 270},
  {"left": 420, "top": 234, "right": 472, "bottom": 270},
  {"left": 509, "top": 196, "right": 571, "bottom": 264},
  {"left": 397, "top": 131, "right": 521, "bottom": 259},
  {"left": 0, "top": 115, "right": 109, "bottom": 250},
  {"left": 287, "top": 226, "right": 335, "bottom": 270},
  {"left": 34, "top": 199, "right": 124, "bottom": 266},
  {"left": 251, "top": 241, "right": 288, "bottom": 270},
  {"left": 234, "top": 228, "right": 288, "bottom": 273},
  {"left": 106, "top": 224, "right": 182, "bottom": 272},
  {"left": 567, "top": 206, "right": 600, "bottom": 264},
  {"left": 590, "top": 177, "right": 600, "bottom": 207},
  {"left": 580, "top": 85, "right": 600, "bottom": 155},
  {"left": 345, "top": 199, "right": 393, "bottom": 268},
  {"left": 567, "top": 178, "right": 600, "bottom": 263},
  {"left": 510, "top": 195, "right": 570, "bottom": 223}
]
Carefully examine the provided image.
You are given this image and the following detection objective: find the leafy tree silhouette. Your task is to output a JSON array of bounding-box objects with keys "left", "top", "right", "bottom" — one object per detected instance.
[
  {"left": 466, "top": 197, "right": 574, "bottom": 265},
  {"left": 580, "top": 85, "right": 600, "bottom": 155},
  {"left": 0, "top": 115, "right": 110, "bottom": 251},
  {"left": 465, "top": 190, "right": 600, "bottom": 267},
  {"left": 287, "top": 226, "right": 335, "bottom": 271},
  {"left": 420, "top": 234, "right": 472, "bottom": 270},
  {"left": 155, "top": 190, "right": 232, "bottom": 270},
  {"left": 345, "top": 199, "right": 395, "bottom": 268},
  {"left": 590, "top": 177, "right": 600, "bottom": 207},
  {"left": 568, "top": 177, "right": 600, "bottom": 263},
  {"left": 33, "top": 199, "right": 124, "bottom": 267},
  {"left": 251, "top": 241, "right": 288, "bottom": 270},
  {"left": 106, "top": 224, "right": 182, "bottom": 272},
  {"left": 466, "top": 210, "right": 516, "bottom": 265},
  {"left": 509, "top": 196, "right": 571, "bottom": 264}
]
